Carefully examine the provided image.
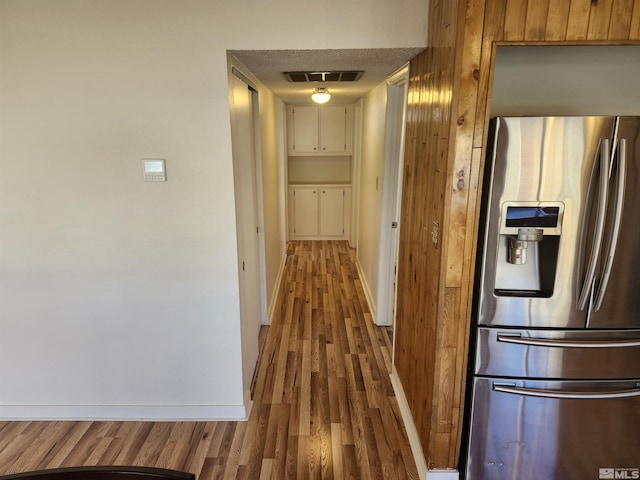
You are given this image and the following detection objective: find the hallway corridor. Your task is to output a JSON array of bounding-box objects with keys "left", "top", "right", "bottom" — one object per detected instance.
[{"left": 245, "top": 240, "right": 418, "bottom": 478}]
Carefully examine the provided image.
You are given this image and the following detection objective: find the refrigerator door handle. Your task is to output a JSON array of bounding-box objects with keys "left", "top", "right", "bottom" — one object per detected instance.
[
  {"left": 593, "top": 138, "right": 627, "bottom": 312},
  {"left": 577, "top": 138, "right": 610, "bottom": 311},
  {"left": 493, "top": 382, "right": 640, "bottom": 399},
  {"left": 497, "top": 332, "right": 640, "bottom": 348}
]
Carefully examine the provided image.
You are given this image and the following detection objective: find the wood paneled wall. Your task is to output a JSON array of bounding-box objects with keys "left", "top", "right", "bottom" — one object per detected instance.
[
  {"left": 395, "top": 0, "right": 640, "bottom": 470},
  {"left": 395, "top": 0, "right": 466, "bottom": 469}
]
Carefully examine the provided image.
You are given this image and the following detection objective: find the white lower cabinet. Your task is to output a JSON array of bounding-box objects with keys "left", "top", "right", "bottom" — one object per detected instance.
[
  {"left": 292, "top": 187, "right": 319, "bottom": 236},
  {"left": 289, "top": 185, "right": 351, "bottom": 239},
  {"left": 319, "top": 188, "right": 344, "bottom": 236}
]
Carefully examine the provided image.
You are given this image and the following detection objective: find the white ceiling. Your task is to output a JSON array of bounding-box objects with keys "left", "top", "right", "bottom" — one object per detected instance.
[{"left": 230, "top": 48, "right": 424, "bottom": 105}]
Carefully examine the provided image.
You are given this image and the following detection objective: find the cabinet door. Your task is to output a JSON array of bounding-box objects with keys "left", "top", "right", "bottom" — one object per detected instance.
[
  {"left": 319, "top": 188, "right": 344, "bottom": 236},
  {"left": 291, "top": 106, "right": 319, "bottom": 153},
  {"left": 293, "top": 188, "right": 319, "bottom": 236},
  {"left": 319, "top": 106, "right": 347, "bottom": 153}
]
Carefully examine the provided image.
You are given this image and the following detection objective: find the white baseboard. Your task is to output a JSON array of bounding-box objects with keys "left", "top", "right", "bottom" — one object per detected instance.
[
  {"left": 426, "top": 469, "right": 460, "bottom": 480},
  {"left": 0, "top": 404, "right": 250, "bottom": 421},
  {"left": 355, "top": 257, "right": 377, "bottom": 324},
  {"left": 390, "top": 368, "right": 460, "bottom": 479},
  {"left": 267, "top": 249, "right": 288, "bottom": 325},
  {"left": 390, "top": 366, "right": 428, "bottom": 478}
]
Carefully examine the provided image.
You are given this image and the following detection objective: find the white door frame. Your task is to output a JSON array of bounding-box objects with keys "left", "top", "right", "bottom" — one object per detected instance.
[
  {"left": 350, "top": 100, "right": 363, "bottom": 249},
  {"left": 376, "top": 65, "right": 409, "bottom": 333},
  {"left": 229, "top": 64, "right": 266, "bottom": 401},
  {"left": 250, "top": 86, "right": 269, "bottom": 325}
]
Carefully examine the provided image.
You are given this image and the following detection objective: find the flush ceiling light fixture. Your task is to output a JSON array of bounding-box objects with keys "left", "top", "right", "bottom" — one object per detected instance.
[{"left": 311, "top": 87, "right": 331, "bottom": 104}]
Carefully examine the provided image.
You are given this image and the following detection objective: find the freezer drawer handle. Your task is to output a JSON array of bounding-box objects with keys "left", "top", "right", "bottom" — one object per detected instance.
[
  {"left": 493, "top": 383, "right": 640, "bottom": 399},
  {"left": 497, "top": 333, "right": 640, "bottom": 348}
]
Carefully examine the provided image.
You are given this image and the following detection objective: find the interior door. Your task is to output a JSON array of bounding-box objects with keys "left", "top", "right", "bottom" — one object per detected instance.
[
  {"left": 230, "top": 73, "right": 261, "bottom": 396},
  {"left": 379, "top": 73, "right": 408, "bottom": 327}
]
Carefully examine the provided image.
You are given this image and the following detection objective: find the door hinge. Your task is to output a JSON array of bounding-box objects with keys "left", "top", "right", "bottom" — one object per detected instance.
[
  {"left": 257, "top": 226, "right": 259, "bottom": 234},
  {"left": 242, "top": 261, "right": 245, "bottom": 271}
]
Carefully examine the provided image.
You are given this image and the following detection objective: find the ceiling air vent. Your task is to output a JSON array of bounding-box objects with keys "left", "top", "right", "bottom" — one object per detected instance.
[{"left": 283, "top": 71, "right": 364, "bottom": 82}]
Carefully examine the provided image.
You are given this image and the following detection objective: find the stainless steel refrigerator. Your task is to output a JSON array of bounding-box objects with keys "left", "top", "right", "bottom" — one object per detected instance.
[{"left": 463, "top": 116, "right": 640, "bottom": 480}]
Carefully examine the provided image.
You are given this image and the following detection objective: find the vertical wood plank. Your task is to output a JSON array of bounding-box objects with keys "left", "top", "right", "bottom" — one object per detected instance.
[
  {"left": 431, "top": 290, "right": 460, "bottom": 451},
  {"left": 631, "top": 0, "right": 640, "bottom": 39},
  {"left": 446, "top": 0, "right": 485, "bottom": 290},
  {"left": 588, "top": 0, "right": 615, "bottom": 39},
  {"left": 433, "top": 288, "right": 463, "bottom": 466},
  {"left": 524, "top": 0, "right": 551, "bottom": 40},
  {"left": 474, "top": 0, "right": 506, "bottom": 148},
  {"left": 503, "top": 0, "right": 527, "bottom": 40},
  {"left": 450, "top": 147, "right": 484, "bottom": 466},
  {"left": 566, "top": 0, "right": 592, "bottom": 40},
  {"left": 608, "top": 0, "right": 634, "bottom": 39},
  {"left": 545, "top": 0, "right": 571, "bottom": 40}
]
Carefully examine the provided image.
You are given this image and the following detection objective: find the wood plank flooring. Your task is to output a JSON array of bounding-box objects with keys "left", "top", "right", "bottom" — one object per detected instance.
[{"left": 0, "top": 241, "right": 419, "bottom": 480}]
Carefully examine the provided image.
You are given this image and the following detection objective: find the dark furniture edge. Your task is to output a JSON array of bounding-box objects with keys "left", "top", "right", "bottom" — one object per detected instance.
[{"left": 0, "top": 466, "right": 195, "bottom": 480}]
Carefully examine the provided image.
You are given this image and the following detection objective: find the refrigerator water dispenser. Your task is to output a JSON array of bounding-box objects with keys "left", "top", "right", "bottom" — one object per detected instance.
[{"left": 494, "top": 202, "right": 564, "bottom": 297}]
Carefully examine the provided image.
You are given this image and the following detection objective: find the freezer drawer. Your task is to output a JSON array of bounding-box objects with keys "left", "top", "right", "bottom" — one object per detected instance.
[
  {"left": 475, "top": 327, "right": 640, "bottom": 379},
  {"left": 465, "top": 377, "right": 640, "bottom": 480}
]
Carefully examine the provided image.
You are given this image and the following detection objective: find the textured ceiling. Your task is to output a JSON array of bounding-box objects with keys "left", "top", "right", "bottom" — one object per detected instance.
[{"left": 230, "top": 48, "right": 423, "bottom": 105}]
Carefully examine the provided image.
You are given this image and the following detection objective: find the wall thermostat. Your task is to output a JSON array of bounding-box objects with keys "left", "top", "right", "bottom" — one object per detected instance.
[{"left": 142, "top": 159, "right": 166, "bottom": 182}]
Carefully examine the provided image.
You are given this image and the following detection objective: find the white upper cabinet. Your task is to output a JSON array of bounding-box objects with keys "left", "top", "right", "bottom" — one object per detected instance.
[
  {"left": 287, "top": 105, "right": 353, "bottom": 155},
  {"left": 289, "top": 106, "right": 319, "bottom": 153},
  {"left": 319, "top": 106, "right": 347, "bottom": 153}
]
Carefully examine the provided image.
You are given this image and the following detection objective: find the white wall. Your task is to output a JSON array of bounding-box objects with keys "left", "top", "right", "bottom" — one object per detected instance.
[
  {"left": 356, "top": 82, "right": 388, "bottom": 322},
  {"left": 492, "top": 45, "right": 640, "bottom": 116},
  {"left": 0, "top": 0, "right": 427, "bottom": 419}
]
